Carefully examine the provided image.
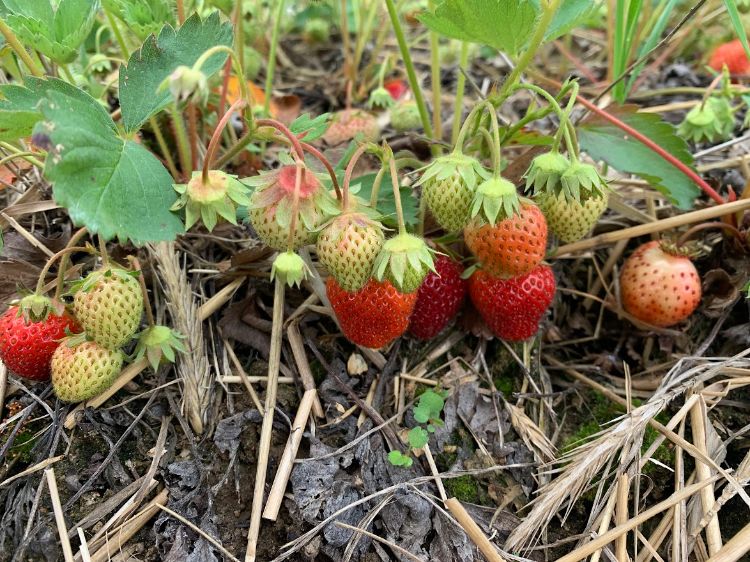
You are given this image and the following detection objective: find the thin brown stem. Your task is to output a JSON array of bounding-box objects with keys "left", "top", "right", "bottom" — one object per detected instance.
[
  {"left": 35, "top": 247, "right": 95, "bottom": 295},
  {"left": 127, "top": 257, "right": 155, "bottom": 327},
  {"left": 176, "top": 0, "right": 185, "bottom": 24},
  {"left": 203, "top": 99, "right": 247, "bottom": 182},
  {"left": 300, "top": 141, "right": 342, "bottom": 201},
  {"left": 343, "top": 144, "right": 370, "bottom": 211},
  {"left": 53, "top": 227, "right": 88, "bottom": 300},
  {"left": 97, "top": 235, "right": 109, "bottom": 267},
  {"left": 676, "top": 221, "right": 746, "bottom": 248}
]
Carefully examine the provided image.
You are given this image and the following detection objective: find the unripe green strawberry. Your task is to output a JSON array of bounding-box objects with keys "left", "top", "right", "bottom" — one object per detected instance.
[
  {"left": 417, "top": 153, "right": 490, "bottom": 232},
  {"left": 51, "top": 341, "right": 123, "bottom": 402},
  {"left": 245, "top": 161, "right": 338, "bottom": 251},
  {"left": 317, "top": 212, "right": 385, "bottom": 292},
  {"left": 524, "top": 151, "right": 571, "bottom": 196},
  {"left": 390, "top": 101, "right": 421, "bottom": 132},
  {"left": 303, "top": 18, "right": 331, "bottom": 44},
  {"left": 72, "top": 268, "right": 144, "bottom": 350},
  {"left": 323, "top": 109, "right": 380, "bottom": 145},
  {"left": 539, "top": 191, "right": 609, "bottom": 243}
]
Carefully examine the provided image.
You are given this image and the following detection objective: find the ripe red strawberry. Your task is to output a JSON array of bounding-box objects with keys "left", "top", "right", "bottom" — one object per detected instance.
[
  {"left": 468, "top": 266, "right": 556, "bottom": 341},
  {"left": 327, "top": 277, "right": 417, "bottom": 349},
  {"left": 464, "top": 202, "right": 548, "bottom": 278},
  {"left": 0, "top": 299, "right": 81, "bottom": 381},
  {"left": 73, "top": 268, "right": 144, "bottom": 350},
  {"left": 51, "top": 340, "right": 123, "bottom": 402},
  {"left": 322, "top": 109, "right": 380, "bottom": 145},
  {"left": 620, "top": 240, "right": 701, "bottom": 327},
  {"left": 409, "top": 255, "right": 467, "bottom": 340},
  {"left": 709, "top": 39, "right": 750, "bottom": 76},
  {"left": 383, "top": 79, "right": 408, "bottom": 101}
]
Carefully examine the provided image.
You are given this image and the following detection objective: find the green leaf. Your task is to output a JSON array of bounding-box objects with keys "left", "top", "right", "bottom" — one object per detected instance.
[
  {"left": 418, "top": 0, "right": 538, "bottom": 56},
  {"left": 351, "top": 172, "right": 419, "bottom": 229},
  {"left": 723, "top": 0, "right": 750, "bottom": 63},
  {"left": 119, "top": 11, "right": 233, "bottom": 133},
  {"left": 290, "top": 112, "right": 330, "bottom": 142},
  {"left": 408, "top": 426, "right": 429, "bottom": 449},
  {"left": 530, "top": 0, "right": 600, "bottom": 41},
  {"left": 0, "top": 0, "right": 99, "bottom": 64},
  {"left": 36, "top": 88, "right": 183, "bottom": 243},
  {"left": 578, "top": 105, "right": 699, "bottom": 209},
  {"left": 387, "top": 450, "right": 413, "bottom": 467},
  {"left": 103, "top": 0, "right": 176, "bottom": 40},
  {"left": 413, "top": 406, "right": 431, "bottom": 424},
  {"left": 418, "top": 390, "right": 445, "bottom": 418},
  {"left": 0, "top": 77, "right": 83, "bottom": 141}
]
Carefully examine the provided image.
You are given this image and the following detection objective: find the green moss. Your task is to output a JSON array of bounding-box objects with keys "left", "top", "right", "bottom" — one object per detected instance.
[
  {"left": 445, "top": 475, "right": 480, "bottom": 503},
  {"left": 494, "top": 374, "right": 514, "bottom": 397}
]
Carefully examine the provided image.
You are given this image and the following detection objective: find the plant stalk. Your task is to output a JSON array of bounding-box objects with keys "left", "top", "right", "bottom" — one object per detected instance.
[
  {"left": 170, "top": 104, "right": 192, "bottom": 180},
  {"left": 0, "top": 18, "right": 43, "bottom": 77},
  {"left": 264, "top": 0, "right": 287, "bottom": 115}
]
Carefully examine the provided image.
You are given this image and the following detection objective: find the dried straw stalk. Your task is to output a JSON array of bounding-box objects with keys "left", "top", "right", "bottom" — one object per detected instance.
[{"left": 150, "top": 242, "right": 212, "bottom": 434}]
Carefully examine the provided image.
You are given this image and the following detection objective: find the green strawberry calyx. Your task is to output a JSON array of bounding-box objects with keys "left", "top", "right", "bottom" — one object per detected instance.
[
  {"left": 524, "top": 151, "right": 571, "bottom": 196},
  {"left": 367, "top": 87, "right": 395, "bottom": 110},
  {"left": 14, "top": 293, "right": 65, "bottom": 323},
  {"left": 559, "top": 161, "right": 608, "bottom": 203},
  {"left": 373, "top": 233, "right": 436, "bottom": 293},
  {"left": 679, "top": 97, "right": 734, "bottom": 144},
  {"left": 69, "top": 267, "right": 140, "bottom": 294},
  {"left": 416, "top": 152, "right": 490, "bottom": 193},
  {"left": 469, "top": 176, "right": 521, "bottom": 225},
  {"left": 172, "top": 170, "right": 251, "bottom": 232},
  {"left": 271, "top": 251, "right": 310, "bottom": 288},
  {"left": 133, "top": 325, "right": 187, "bottom": 370}
]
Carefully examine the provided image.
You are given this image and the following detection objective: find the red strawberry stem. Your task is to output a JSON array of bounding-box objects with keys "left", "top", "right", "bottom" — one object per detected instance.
[
  {"left": 53, "top": 227, "right": 88, "bottom": 300},
  {"left": 676, "top": 221, "right": 746, "bottom": 248},
  {"left": 388, "top": 157, "right": 407, "bottom": 235},
  {"left": 574, "top": 95, "right": 726, "bottom": 205},
  {"left": 255, "top": 118, "right": 306, "bottom": 162},
  {"left": 300, "top": 141, "right": 342, "bottom": 201},
  {"left": 285, "top": 162, "right": 305, "bottom": 252},
  {"left": 343, "top": 144, "right": 370, "bottom": 211},
  {"left": 203, "top": 98, "right": 247, "bottom": 183},
  {"left": 35, "top": 246, "right": 96, "bottom": 295}
]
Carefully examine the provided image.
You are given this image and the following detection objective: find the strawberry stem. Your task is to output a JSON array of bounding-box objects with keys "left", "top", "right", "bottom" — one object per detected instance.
[
  {"left": 128, "top": 257, "right": 155, "bottom": 327},
  {"left": 509, "top": 82, "right": 577, "bottom": 155},
  {"left": 343, "top": 144, "right": 370, "bottom": 212},
  {"left": 574, "top": 95, "right": 726, "bottom": 205},
  {"left": 53, "top": 227, "right": 88, "bottom": 300},
  {"left": 255, "top": 118, "right": 306, "bottom": 162},
  {"left": 97, "top": 235, "right": 110, "bottom": 267},
  {"left": 203, "top": 99, "right": 247, "bottom": 183},
  {"left": 388, "top": 157, "right": 407, "bottom": 235},
  {"left": 676, "top": 221, "right": 746, "bottom": 249},
  {"left": 35, "top": 246, "right": 95, "bottom": 295},
  {"left": 369, "top": 165, "right": 387, "bottom": 209},
  {"left": 300, "top": 141, "right": 342, "bottom": 201}
]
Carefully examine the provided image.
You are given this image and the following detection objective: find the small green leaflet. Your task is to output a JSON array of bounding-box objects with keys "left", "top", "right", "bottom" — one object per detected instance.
[
  {"left": 0, "top": 77, "right": 82, "bottom": 142},
  {"left": 119, "top": 12, "right": 233, "bottom": 133},
  {"left": 418, "top": 0, "right": 537, "bottom": 56},
  {"left": 408, "top": 426, "right": 429, "bottom": 449},
  {"left": 36, "top": 88, "right": 184, "bottom": 243},
  {"left": 532, "top": 0, "right": 601, "bottom": 42},
  {"left": 578, "top": 105, "right": 699, "bottom": 209},
  {"left": 290, "top": 113, "right": 330, "bottom": 142},
  {"left": 0, "top": 0, "right": 99, "bottom": 64},
  {"left": 388, "top": 450, "right": 413, "bottom": 467},
  {"left": 103, "top": 0, "right": 176, "bottom": 40}
]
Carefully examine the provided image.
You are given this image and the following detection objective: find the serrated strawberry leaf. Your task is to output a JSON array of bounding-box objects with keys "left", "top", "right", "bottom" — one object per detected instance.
[
  {"left": 578, "top": 105, "right": 699, "bottom": 209},
  {"left": 103, "top": 0, "right": 175, "bottom": 40},
  {"left": 408, "top": 426, "right": 429, "bottom": 449},
  {"left": 418, "top": 0, "right": 538, "bottom": 56},
  {"left": 529, "top": 0, "right": 599, "bottom": 42},
  {"left": 0, "top": 77, "right": 83, "bottom": 141},
  {"left": 0, "top": 0, "right": 99, "bottom": 64},
  {"left": 290, "top": 113, "right": 330, "bottom": 142},
  {"left": 35, "top": 87, "right": 183, "bottom": 244},
  {"left": 119, "top": 11, "right": 233, "bottom": 133}
]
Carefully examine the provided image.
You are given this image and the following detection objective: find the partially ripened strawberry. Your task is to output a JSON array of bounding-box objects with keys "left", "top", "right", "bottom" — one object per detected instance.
[
  {"left": 464, "top": 201, "right": 548, "bottom": 278},
  {"left": 51, "top": 340, "right": 123, "bottom": 402},
  {"left": 620, "top": 240, "right": 702, "bottom": 327},
  {"left": 322, "top": 109, "right": 380, "bottom": 145},
  {"left": 245, "top": 162, "right": 338, "bottom": 251},
  {"left": 417, "top": 153, "right": 490, "bottom": 232},
  {"left": 317, "top": 212, "right": 385, "bottom": 292},
  {"left": 72, "top": 268, "right": 144, "bottom": 350},
  {"left": 468, "top": 266, "right": 556, "bottom": 341},
  {"left": 409, "top": 255, "right": 467, "bottom": 340},
  {"left": 0, "top": 296, "right": 81, "bottom": 381},
  {"left": 327, "top": 277, "right": 417, "bottom": 349},
  {"left": 383, "top": 78, "right": 408, "bottom": 101},
  {"left": 539, "top": 191, "right": 609, "bottom": 243},
  {"left": 709, "top": 39, "right": 750, "bottom": 76}
]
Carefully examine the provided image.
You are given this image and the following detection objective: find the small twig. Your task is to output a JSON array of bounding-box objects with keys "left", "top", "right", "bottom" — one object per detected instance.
[
  {"left": 45, "top": 468, "right": 74, "bottom": 562},
  {"left": 77, "top": 528, "right": 92, "bottom": 562},
  {"left": 0, "top": 455, "right": 63, "bottom": 489},
  {"left": 690, "top": 395, "right": 722, "bottom": 555},
  {"left": 334, "top": 521, "right": 423, "bottom": 562},
  {"left": 445, "top": 498, "right": 506, "bottom": 562},
  {"left": 615, "top": 474, "right": 629, "bottom": 562}
]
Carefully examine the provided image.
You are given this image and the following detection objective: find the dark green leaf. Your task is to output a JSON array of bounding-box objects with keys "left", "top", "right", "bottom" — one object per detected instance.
[
  {"left": 119, "top": 12, "right": 233, "bottom": 133},
  {"left": 0, "top": 77, "right": 82, "bottom": 141},
  {"left": 351, "top": 172, "right": 419, "bottom": 229},
  {"left": 578, "top": 105, "right": 699, "bottom": 209},
  {"left": 103, "top": 0, "right": 175, "bottom": 40},
  {"left": 0, "top": 0, "right": 99, "bottom": 64},
  {"left": 290, "top": 113, "right": 330, "bottom": 142},
  {"left": 37, "top": 88, "right": 183, "bottom": 243},
  {"left": 408, "top": 426, "right": 429, "bottom": 449},
  {"left": 418, "top": 0, "right": 538, "bottom": 56}
]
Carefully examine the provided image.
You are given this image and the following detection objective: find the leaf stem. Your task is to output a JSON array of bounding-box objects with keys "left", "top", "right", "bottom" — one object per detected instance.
[
  {"left": 103, "top": 7, "right": 130, "bottom": 59},
  {"left": 149, "top": 116, "right": 180, "bottom": 179},
  {"left": 343, "top": 144, "right": 370, "bottom": 211},
  {"left": 575, "top": 95, "right": 726, "bottom": 205},
  {"left": 214, "top": 130, "right": 253, "bottom": 169},
  {"left": 428, "top": 0, "right": 442, "bottom": 149},
  {"left": 203, "top": 99, "right": 247, "bottom": 183},
  {"left": 388, "top": 156, "right": 407, "bottom": 235},
  {"left": 53, "top": 227, "right": 88, "bottom": 300},
  {"left": 384, "top": 0, "right": 436, "bottom": 150},
  {"left": 170, "top": 103, "right": 192, "bottom": 180},
  {"left": 187, "top": 103, "right": 199, "bottom": 170},
  {"left": 0, "top": 19, "right": 43, "bottom": 77},
  {"left": 451, "top": 42, "right": 470, "bottom": 145},
  {"left": 176, "top": 0, "right": 185, "bottom": 24},
  {"left": 495, "top": 0, "right": 562, "bottom": 102},
  {"left": 59, "top": 64, "right": 76, "bottom": 84},
  {"left": 35, "top": 246, "right": 94, "bottom": 295},
  {"left": 97, "top": 235, "right": 109, "bottom": 267},
  {"left": 264, "top": 0, "right": 287, "bottom": 115},
  {"left": 193, "top": 46, "right": 250, "bottom": 113},
  {"left": 0, "top": 151, "right": 44, "bottom": 170},
  {"left": 127, "top": 257, "right": 155, "bottom": 326}
]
